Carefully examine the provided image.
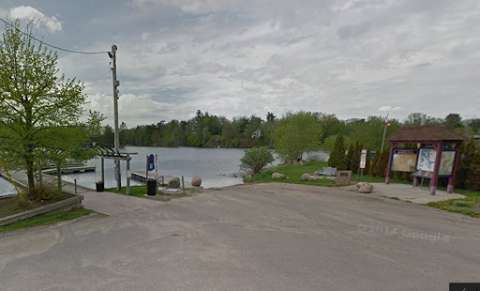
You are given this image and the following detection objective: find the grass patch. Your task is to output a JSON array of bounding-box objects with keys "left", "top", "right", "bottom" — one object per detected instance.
[
  {"left": 247, "top": 161, "right": 336, "bottom": 187},
  {"left": 0, "top": 208, "right": 93, "bottom": 233},
  {"left": 108, "top": 185, "right": 147, "bottom": 197},
  {"left": 428, "top": 190, "right": 480, "bottom": 218},
  {"left": 248, "top": 161, "right": 415, "bottom": 188}
]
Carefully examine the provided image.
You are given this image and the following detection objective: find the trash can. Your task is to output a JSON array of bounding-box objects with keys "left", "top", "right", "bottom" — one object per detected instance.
[
  {"left": 147, "top": 179, "right": 157, "bottom": 196},
  {"left": 96, "top": 181, "right": 104, "bottom": 192}
]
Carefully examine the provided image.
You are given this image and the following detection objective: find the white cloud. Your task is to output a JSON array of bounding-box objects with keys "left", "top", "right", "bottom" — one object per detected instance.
[
  {"left": 26, "top": 0, "right": 480, "bottom": 124},
  {"left": 379, "top": 106, "right": 401, "bottom": 112},
  {"left": 9, "top": 6, "right": 62, "bottom": 33},
  {"left": 130, "top": 0, "right": 239, "bottom": 14}
]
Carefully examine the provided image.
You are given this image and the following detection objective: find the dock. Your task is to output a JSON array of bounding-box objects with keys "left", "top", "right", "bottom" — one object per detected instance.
[
  {"left": 43, "top": 166, "right": 96, "bottom": 175},
  {"left": 131, "top": 171, "right": 173, "bottom": 185}
]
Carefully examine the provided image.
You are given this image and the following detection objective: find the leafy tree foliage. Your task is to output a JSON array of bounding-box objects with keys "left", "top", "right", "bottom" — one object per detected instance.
[
  {"left": 0, "top": 23, "right": 86, "bottom": 199},
  {"left": 466, "top": 151, "right": 480, "bottom": 191},
  {"left": 371, "top": 148, "right": 389, "bottom": 177},
  {"left": 405, "top": 113, "right": 442, "bottom": 126},
  {"left": 444, "top": 113, "right": 463, "bottom": 129},
  {"left": 240, "top": 147, "right": 274, "bottom": 175},
  {"left": 457, "top": 139, "right": 478, "bottom": 189},
  {"left": 273, "top": 112, "right": 321, "bottom": 162},
  {"left": 117, "top": 111, "right": 270, "bottom": 149}
]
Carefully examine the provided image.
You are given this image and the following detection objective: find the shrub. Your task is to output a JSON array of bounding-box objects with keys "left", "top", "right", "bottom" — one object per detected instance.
[
  {"left": 33, "top": 186, "right": 64, "bottom": 201},
  {"left": 241, "top": 147, "right": 274, "bottom": 175},
  {"left": 328, "top": 135, "right": 346, "bottom": 169},
  {"left": 17, "top": 191, "right": 33, "bottom": 209}
]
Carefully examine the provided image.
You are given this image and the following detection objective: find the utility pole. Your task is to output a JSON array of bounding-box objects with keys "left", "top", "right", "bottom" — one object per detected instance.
[
  {"left": 380, "top": 113, "right": 390, "bottom": 153},
  {"left": 109, "top": 45, "right": 121, "bottom": 190}
]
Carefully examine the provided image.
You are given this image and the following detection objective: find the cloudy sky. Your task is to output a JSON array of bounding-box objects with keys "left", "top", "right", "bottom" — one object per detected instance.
[{"left": 1, "top": 0, "right": 479, "bottom": 125}]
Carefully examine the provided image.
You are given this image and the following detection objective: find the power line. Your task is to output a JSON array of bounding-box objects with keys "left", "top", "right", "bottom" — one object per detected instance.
[{"left": 0, "top": 17, "right": 108, "bottom": 55}]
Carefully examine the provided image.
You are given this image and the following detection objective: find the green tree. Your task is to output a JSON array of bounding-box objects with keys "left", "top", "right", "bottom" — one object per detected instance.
[
  {"left": 351, "top": 142, "right": 362, "bottom": 174},
  {"left": 273, "top": 112, "right": 321, "bottom": 163},
  {"left": 372, "top": 148, "right": 389, "bottom": 177},
  {"left": 266, "top": 112, "right": 276, "bottom": 122},
  {"left": 328, "top": 135, "right": 346, "bottom": 169},
  {"left": 457, "top": 139, "right": 477, "bottom": 189},
  {"left": 465, "top": 150, "right": 480, "bottom": 191},
  {"left": 444, "top": 113, "right": 463, "bottom": 129},
  {"left": 240, "top": 147, "right": 274, "bottom": 175},
  {"left": 345, "top": 143, "right": 355, "bottom": 171},
  {"left": 467, "top": 119, "right": 480, "bottom": 134},
  {"left": 0, "top": 23, "right": 85, "bottom": 199},
  {"left": 318, "top": 114, "right": 345, "bottom": 143},
  {"left": 41, "top": 127, "right": 91, "bottom": 192}
]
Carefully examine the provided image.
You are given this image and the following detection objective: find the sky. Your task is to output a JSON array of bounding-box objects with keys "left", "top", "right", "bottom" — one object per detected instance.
[{"left": 0, "top": 0, "right": 479, "bottom": 126}]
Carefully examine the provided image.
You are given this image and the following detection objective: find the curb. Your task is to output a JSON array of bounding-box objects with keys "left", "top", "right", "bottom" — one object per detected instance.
[{"left": 0, "top": 195, "right": 84, "bottom": 226}]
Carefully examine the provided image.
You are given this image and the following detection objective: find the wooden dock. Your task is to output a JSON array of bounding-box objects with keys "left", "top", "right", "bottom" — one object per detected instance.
[
  {"left": 43, "top": 166, "right": 96, "bottom": 175},
  {"left": 131, "top": 171, "right": 173, "bottom": 185}
]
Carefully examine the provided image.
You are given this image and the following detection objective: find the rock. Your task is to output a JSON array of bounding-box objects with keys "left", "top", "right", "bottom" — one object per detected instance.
[
  {"left": 191, "top": 176, "right": 202, "bottom": 187},
  {"left": 272, "top": 172, "right": 286, "bottom": 179},
  {"left": 168, "top": 177, "right": 181, "bottom": 189},
  {"left": 356, "top": 182, "right": 373, "bottom": 193},
  {"left": 301, "top": 173, "right": 311, "bottom": 181}
]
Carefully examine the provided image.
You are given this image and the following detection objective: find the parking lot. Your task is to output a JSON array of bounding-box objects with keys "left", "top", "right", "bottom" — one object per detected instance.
[{"left": 1, "top": 183, "right": 479, "bottom": 290}]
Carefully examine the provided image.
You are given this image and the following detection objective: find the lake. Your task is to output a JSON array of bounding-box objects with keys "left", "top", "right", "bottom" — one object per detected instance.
[
  {"left": 0, "top": 147, "right": 328, "bottom": 193},
  {"left": 63, "top": 146, "right": 247, "bottom": 189},
  {"left": 0, "top": 176, "right": 17, "bottom": 197}
]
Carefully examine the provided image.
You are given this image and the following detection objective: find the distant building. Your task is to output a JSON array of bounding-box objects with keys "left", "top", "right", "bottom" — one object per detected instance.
[
  {"left": 251, "top": 129, "right": 262, "bottom": 139},
  {"left": 345, "top": 118, "right": 365, "bottom": 124}
]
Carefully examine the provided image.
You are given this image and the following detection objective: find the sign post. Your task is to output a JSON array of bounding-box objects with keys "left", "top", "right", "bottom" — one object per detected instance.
[{"left": 359, "top": 149, "right": 367, "bottom": 176}]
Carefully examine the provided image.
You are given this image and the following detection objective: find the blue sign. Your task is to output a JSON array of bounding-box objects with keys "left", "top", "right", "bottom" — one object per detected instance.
[{"left": 147, "top": 154, "right": 155, "bottom": 171}]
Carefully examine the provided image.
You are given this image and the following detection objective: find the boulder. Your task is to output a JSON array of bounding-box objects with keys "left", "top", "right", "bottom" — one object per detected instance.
[
  {"left": 191, "top": 176, "right": 202, "bottom": 187},
  {"left": 168, "top": 177, "right": 181, "bottom": 189},
  {"left": 356, "top": 182, "right": 373, "bottom": 193},
  {"left": 272, "top": 172, "right": 286, "bottom": 179},
  {"left": 301, "top": 173, "right": 311, "bottom": 181}
]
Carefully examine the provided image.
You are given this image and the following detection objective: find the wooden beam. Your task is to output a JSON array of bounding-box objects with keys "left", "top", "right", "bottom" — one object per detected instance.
[{"left": 430, "top": 142, "right": 443, "bottom": 195}]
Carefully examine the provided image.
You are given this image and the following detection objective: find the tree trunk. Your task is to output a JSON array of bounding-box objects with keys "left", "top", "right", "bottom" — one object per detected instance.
[
  {"left": 26, "top": 158, "right": 36, "bottom": 200},
  {"left": 56, "top": 164, "right": 62, "bottom": 193}
]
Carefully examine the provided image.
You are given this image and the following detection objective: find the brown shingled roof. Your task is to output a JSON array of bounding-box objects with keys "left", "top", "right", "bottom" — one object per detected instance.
[{"left": 389, "top": 126, "right": 465, "bottom": 142}]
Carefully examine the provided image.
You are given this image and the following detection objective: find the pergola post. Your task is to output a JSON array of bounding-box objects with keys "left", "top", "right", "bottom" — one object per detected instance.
[
  {"left": 385, "top": 143, "right": 395, "bottom": 184},
  {"left": 430, "top": 142, "right": 443, "bottom": 195},
  {"left": 101, "top": 157, "right": 105, "bottom": 184},
  {"left": 126, "top": 157, "right": 131, "bottom": 195},
  {"left": 447, "top": 143, "right": 461, "bottom": 193}
]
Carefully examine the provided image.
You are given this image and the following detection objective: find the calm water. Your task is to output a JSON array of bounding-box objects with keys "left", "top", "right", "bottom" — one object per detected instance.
[
  {"left": 0, "top": 147, "right": 328, "bottom": 193},
  {"left": 0, "top": 177, "right": 16, "bottom": 197},
  {"left": 63, "top": 146, "right": 246, "bottom": 189}
]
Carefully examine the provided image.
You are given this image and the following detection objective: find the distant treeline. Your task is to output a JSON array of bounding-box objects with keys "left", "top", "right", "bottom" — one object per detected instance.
[{"left": 94, "top": 111, "right": 480, "bottom": 150}]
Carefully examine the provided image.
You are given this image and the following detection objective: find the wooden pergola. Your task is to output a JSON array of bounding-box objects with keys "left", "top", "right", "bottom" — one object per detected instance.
[
  {"left": 385, "top": 126, "right": 464, "bottom": 195},
  {"left": 95, "top": 144, "right": 137, "bottom": 194}
]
